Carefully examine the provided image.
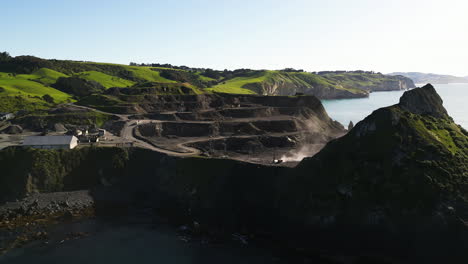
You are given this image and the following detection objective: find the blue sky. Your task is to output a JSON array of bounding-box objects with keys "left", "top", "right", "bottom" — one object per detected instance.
[{"left": 2, "top": 0, "right": 468, "bottom": 75}]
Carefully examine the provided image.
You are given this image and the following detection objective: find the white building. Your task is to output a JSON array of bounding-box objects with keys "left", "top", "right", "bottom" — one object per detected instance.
[{"left": 23, "top": 135, "right": 79, "bottom": 150}]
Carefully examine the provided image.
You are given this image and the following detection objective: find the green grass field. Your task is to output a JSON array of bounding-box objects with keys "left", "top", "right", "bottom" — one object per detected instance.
[
  {"left": 126, "top": 66, "right": 176, "bottom": 83},
  {"left": 16, "top": 68, "right": 69, "bottom": 86},
  {"left": 206, "top": 72, "right": 271, "bottom": 94},
  {"left": 78, "top": 62, "right": 177, "bottom": 83},
  {"left": 195, "top": 72, "right": 217, "bottom": 82},
  {"left": 0, "top": 71, "right": 75, "bottom": 112},
  {"left": 0, "top": 73, "right": 73, "bottom": 101},
  {"left": 74, "top": 71, "right": 136, "bottom": 88},
  {"left": 206, "top": 71, "right": 368, "bottom": 95}
]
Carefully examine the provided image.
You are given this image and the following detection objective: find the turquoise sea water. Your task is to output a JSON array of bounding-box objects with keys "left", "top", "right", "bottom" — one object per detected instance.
[{"left": 322, "top": 83, "right": 468, "bottom": 129}]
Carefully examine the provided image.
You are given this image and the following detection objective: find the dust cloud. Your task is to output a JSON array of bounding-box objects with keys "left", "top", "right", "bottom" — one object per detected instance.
[{"left": 280, "top": 144, "right": 324, "bottom": 162}]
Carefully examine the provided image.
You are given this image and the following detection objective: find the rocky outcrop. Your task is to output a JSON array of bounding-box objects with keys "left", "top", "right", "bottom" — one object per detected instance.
[
  {"left": 292, "top": 84, "right": 468, "bottom": 261},
  {"left": 399, "top": 83, "right": 448, "bottom": 118}
]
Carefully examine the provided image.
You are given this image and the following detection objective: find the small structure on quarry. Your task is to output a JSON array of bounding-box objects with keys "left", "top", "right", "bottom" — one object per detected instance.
[{"left": 23, "top": 135, "right": 79, "bottom": 150}]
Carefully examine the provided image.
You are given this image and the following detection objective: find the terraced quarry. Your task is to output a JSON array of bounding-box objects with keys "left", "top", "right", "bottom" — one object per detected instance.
[{"left": 126, "top": 93, "right": 345, "bottom": 165}]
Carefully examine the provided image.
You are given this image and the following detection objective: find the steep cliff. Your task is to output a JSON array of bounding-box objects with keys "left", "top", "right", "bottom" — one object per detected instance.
[{"left": 290, "top": 84, "right": 468, "bottom": 260}]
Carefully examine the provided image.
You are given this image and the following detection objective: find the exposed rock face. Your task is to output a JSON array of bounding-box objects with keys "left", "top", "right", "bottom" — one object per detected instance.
[
  {"left": 134, "top": 94, "right": 345, "bottom": 161},
  {"left": 53, "top": 77, "right": 105, "bottom": 97},
  {"left": 51, "top": 123, "right": 67, "bottom": 133},
  {"left": 91, "top": 90, "right": 352, "bottom": 115},
  {"left": 399, "top": 83, "right": 448, "bottom": 118},
  {"left": 368, "top": 75, "right": 416, "bottom": 91},
  {"left": 347, "top": 121, "right": 354, "bottom": 130}
]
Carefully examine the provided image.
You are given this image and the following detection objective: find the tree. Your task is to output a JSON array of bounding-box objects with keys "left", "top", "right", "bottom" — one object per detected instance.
[
  {"left": 42, "top": 94, "right": 54, "bottom": 104},
  {"left": 0, "top": 52, "right": 11, "bottom": 62},
  {"left": 202, "top": 69, "right": 221, "bottom": 79}
]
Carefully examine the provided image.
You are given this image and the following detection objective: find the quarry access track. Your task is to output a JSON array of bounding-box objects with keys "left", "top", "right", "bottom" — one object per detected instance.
[
  {"left": 69, "top": 103, "right": 202, "bottom": 157},
  {"left": 68, "top": 103, "right": 308, "bottom": 160}
]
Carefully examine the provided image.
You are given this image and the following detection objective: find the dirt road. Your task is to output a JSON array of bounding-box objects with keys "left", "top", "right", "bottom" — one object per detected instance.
[{"left": 69, "top": 104, "right": 201, "bottom": 157}]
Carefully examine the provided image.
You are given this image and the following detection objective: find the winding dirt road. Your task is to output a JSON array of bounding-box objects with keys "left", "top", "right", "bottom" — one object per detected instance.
[{"left": 70, "top": 103, "right": 201, "bottom": 157}]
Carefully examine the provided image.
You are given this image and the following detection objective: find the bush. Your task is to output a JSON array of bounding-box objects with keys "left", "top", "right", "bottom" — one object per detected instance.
[{"left": 42, "top": 94, "right": 54, "bottom": 104}]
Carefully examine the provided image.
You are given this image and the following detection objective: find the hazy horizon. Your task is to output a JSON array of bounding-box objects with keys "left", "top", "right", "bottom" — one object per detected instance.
[{"left": 3, "top": 0, "right": 468, "bottom": 76}]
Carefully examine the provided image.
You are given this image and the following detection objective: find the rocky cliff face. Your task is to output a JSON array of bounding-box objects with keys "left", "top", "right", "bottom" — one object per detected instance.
[
  {"left": 291, "top": 84, "right": 468, "bottom": 260},
  {"left": 399, "top": 84, "right": 448, "bottom": 118},
  {"left": 368, "top": 75, "right": 416, "bottom": 91}
]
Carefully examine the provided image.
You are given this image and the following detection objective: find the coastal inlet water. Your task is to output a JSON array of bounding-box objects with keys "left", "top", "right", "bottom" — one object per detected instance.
[
  {"left": 322, "top": 83, "right": 468, "bottom": 129},
  {"left": 0, "top": 219, "right": 292, "bottom": 264}
]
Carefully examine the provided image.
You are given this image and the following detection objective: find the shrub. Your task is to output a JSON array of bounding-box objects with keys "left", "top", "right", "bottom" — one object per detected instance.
[{"left": 42, "top": 94, "right": 54, "bottom": 104}]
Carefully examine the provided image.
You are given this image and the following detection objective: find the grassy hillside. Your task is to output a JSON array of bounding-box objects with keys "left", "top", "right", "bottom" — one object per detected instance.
[
  {"left": 74, "top": 71, "right": 136, "bottom": 88},
  {"left": 16, "top": 68, "right": 69, "bottom": 86},
  {"left": 0, "top": 56, "right": 176, "bottom": 84},
  {"left": 113, "top": 65, "right": 176, "bottom": 83},
  {"left": 73, "top": 62, "right": 177, "bottom": 84},
  {"left": 318, "top": 71, "right": 415, "bottom": 91},
  {"left": 0, "top": 71, "right": 74, "bottom": 112},
  {"left": 206, "top": 71, "right": 364, "bottom": 96},
  {"left": 0, "top": 54, "right": 415, "bottom": 113},
  {"left": 207, "top": 71, "right": 268, "bottom": 94},
  {"left": 0, "top": 72, "right": 72, "bottom": 101}
]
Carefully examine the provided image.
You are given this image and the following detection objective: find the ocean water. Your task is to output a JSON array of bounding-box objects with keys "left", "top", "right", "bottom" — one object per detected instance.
[
  {"left": 322, "top": 83, "right": 468, "bottom": 129},
  {"left": 0, "top": 220, "right": 289, "bottom": 264}
]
